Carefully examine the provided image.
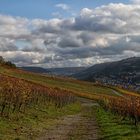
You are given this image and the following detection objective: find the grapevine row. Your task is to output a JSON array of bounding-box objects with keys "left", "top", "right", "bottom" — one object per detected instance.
[
  {"left": 0, "top": 75, "right": 75, "bottom": 116},
  {"left": 98, "top": 94, "right": 140, "bottom": 125}
]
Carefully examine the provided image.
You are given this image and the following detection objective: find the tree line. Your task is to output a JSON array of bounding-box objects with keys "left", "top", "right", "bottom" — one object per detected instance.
[{"left": 0, "top": 56, "right": 16, "bottom": 68}]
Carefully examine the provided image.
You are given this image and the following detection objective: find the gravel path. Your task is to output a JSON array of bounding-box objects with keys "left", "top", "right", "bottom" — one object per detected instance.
[{"left": 37, "top": 98, "right": 99, "bottom": 140}]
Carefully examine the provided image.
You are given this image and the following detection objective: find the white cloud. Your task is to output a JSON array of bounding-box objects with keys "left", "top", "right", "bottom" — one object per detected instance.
[
  {"left": 0, "top": 3, "right": 140, "bottom": 67},
  {"left": 55, "top": 3, "right": 70, "bottom": 10},
  {"left": 131, "top": 0, "right": 140, "bottom": 4}
]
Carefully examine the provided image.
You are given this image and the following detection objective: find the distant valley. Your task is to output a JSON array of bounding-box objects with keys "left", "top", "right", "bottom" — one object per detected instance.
[
  {"left": 20, "top": 66, "right": 86, "bottom": 76},
  {"left": 21, "top": 57, "right": 140, "bottom": 92}
]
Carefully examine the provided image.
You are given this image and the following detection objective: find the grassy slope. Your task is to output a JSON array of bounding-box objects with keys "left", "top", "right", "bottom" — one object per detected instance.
[
  {"left": 95, "top": 107, "right": 140, "bottom": 140},
  {"left": 0, "top": 66, "right": 140, "bottom": 140},
  {"left": 0, "top": 67, "right": 84, "bottom": 139},
  {"left": 0, "top": 67, "right": 119, "bottom": 98}
]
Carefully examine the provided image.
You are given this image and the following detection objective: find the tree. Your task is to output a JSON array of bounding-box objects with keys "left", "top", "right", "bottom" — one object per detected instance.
[
  {"left": 0, "top": 56, "right": 16, "bottom": 68},
  {"left": 5, "top": 61, "right": 16, "bottom": 68},
  {"left": 0, "top": 56, "right": 5, "bottom": 64}
]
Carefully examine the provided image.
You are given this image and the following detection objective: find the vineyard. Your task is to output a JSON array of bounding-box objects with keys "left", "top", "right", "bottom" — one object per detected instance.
[
  {"left": 0, "top": 68, "right": 140, "bottom": 125},
  {"left": 0, "top": 74, "right": 75, "bottom": 117},
  {"left": 0, "top": 66, "right": 140, "bottom": 139},
  {"left": 98, "top": 93, "right": 140, "bottom": 125}
]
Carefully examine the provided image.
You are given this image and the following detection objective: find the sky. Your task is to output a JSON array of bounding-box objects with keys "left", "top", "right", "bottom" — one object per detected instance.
[
  {"left": 0, "top": 0, "right": 140, "bottom": 67},
  {"left": 0, "top": 0, "right": 129, "bottom": 19}
]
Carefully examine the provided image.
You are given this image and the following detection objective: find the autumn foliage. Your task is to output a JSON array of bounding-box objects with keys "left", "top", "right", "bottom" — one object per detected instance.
[
  {"left": 98, "top": 94, "right": 140, "bottom": 125},
  {"left": 0, "top": 75, "right": 75, "bottom": 116}
]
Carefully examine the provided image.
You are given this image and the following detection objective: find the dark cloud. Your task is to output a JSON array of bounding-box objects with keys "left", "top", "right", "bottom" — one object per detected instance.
[{"left": 58, "top": 36, "right": 83, "bottom": 48}]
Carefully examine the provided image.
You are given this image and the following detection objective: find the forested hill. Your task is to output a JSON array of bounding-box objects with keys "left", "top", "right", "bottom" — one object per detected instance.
[{"left": 73, "top": 57, "right": 140, "bottom": 90}]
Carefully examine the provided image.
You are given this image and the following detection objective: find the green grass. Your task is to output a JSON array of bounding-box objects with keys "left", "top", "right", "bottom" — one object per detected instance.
[
  {"left": 95, "top": 107, "right": 140, "bottom": 140},
  {"left": 0, "top": 102, "right": 81, "bottom": 140}
]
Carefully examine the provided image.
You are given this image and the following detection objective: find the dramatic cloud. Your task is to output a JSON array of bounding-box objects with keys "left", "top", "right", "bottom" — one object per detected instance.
[{"left": 0, "top": 3, "right": 140, "bottom": 67}]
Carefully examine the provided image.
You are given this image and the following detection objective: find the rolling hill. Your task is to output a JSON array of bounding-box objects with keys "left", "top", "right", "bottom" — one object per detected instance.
[
  {"left": 74, "top": 57, "right": 140, "bottom": 91},
  {"left": 20, "top": 66, "right": 86, "bottom": 76},
  {"left": 46, "top": 67, "right": 86, "bottom": 76},
  {"left": 0, "top": 58, "right": 140, "bottom": 139},
  {"left": 20, "top": 66, "right": 51, "bottom": 73}
]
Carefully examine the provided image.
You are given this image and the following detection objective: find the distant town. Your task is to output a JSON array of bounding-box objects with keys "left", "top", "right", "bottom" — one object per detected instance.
[{"left": 95, "top": 72, "right": 140, "bottom": 93}]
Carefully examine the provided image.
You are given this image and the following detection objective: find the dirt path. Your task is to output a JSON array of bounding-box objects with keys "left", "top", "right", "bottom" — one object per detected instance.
[{"left": 37, "top": 98, "right": 99, "bottom": 140}]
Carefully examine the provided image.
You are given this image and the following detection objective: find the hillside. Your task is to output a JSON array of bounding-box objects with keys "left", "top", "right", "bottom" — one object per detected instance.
[
  {"left": 21, "top": 66, "right": 86, "bottom": 76},
  {"left": 74, "top": 57, "right": 140, "bottom": 91},
  {"left": 1, "top": 61, "right": 139, "bottom": 97},
  {"left": 0, "top": 62, "right": 140, "bottom": 139},
  {"left": 20, "top": 66, "right": 50, "bottom": 73},
  {"left": 47, "top": 67, "right": 86, "bottom": 76},
  {"left": 0, "top": 66, "right": 117, "bottom": 97}
]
